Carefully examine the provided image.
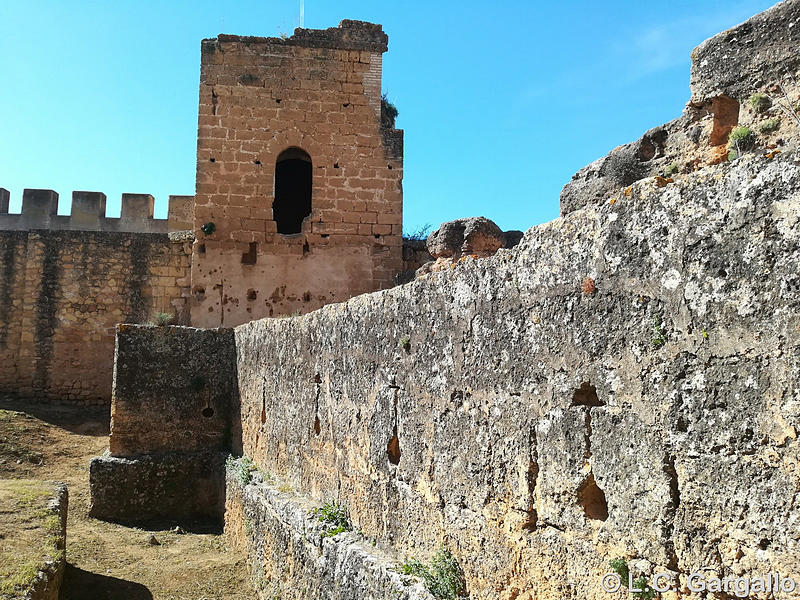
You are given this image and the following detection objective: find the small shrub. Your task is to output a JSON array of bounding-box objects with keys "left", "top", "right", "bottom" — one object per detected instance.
[
  {"left": 760, "top": 117, "right": 781, "bottom": 134},
  {"left": 311, "top": 501, "right": 351, "bottom": 537},
  {"left": 631, "top": 575, "right": 656, "bottom": 600},
  {"left": 399, "top": 335, "right": 411, "bottom": 350},
  {"left": 728, "top": 126, "right": 754, "bottom": 150},
  {"left": 400, "top": 547, "right": 467, "bottom": 600},
  {"left": 603, "top": 148, "right": 645, "bottom": 186},
  {"left": 664, "top": 162, "right": 679, "bottom": 176},
  {"left": 381, "top": 93, "right": 399, "bottom": 128},
  {"left": 609, "top": 557, "right": 629, "bottom": 582},
  {"left": 403, "top": 223, "right": 432, "bottom": 242},
  {"left": 749, "top": 92, "right": 771, "bottom": 114},
  {"left": 238, "top": 456, "right": 255, "bottom": 486},
  {"left": 154, "top": 312, "right": 173, "bottom": 327}
]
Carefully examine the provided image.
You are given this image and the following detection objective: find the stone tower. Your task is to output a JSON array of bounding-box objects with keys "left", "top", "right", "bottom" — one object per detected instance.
[{"left": 191, "top": 20, "right": 404, "bottom": 327}]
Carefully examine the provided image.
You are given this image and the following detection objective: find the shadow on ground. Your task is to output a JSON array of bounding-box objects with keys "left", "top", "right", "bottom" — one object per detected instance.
[
  {"left": 0, "top": 395, "right": 109, "bottom": 436},
  {"left": 60, "top": 564, "right": 153, "bottom": 599}
]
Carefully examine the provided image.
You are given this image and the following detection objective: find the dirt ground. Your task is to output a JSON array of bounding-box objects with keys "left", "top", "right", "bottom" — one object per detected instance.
[{"left": 0, "top": 396, "right": 256, "bottom": 600}]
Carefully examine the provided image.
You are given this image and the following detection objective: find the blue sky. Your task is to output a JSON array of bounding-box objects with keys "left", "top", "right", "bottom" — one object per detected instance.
[{"left": 0, "top": 0, "right": 776, "bottom": 233}]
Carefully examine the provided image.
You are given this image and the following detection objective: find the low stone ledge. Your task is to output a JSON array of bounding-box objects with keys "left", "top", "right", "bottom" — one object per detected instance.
[
  {"left": 88, "top": 451, "right": 226, "bottom": 527},
  {"left": 225, "top": 459, "right": 434, "bottom": 600},
  {"left": 0, "top": 479, "right": 67, "bottom": 600}
]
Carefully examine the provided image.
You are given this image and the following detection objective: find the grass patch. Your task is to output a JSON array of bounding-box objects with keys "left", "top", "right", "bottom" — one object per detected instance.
[
  {"left": 760, "top": 117, "right": 781, "bottom": 134},
  {"left": 153, "top": 312, "right": 174, "bottom": 326},
  {"left": 310, "top": 501, "right": 351, "bottom": 538},
  {"left": 0, "top": 480, "right": 63, "bottom": 596},
  {"left": 749, "top": 92, "right": 771, "bottom": 114}
]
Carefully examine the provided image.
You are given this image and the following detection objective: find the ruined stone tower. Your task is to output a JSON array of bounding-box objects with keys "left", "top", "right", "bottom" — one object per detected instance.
[{"left": 191, "top": 21, "right": 404, "bottom": 327}]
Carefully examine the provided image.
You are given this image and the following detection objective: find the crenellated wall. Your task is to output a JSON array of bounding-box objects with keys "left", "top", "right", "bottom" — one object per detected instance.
[
  {"left": 0, "top": 188, "right": 194, "bottom": 403},
  {"left": 0, "top": 188, "right": 193, "bottom": 233}
]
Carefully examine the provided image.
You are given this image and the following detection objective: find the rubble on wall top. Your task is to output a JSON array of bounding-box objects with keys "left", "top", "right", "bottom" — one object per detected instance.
[
  {"left": 690, "top": 0, "right": 800, "bottom": 103},
  {"left": 207, "top": 19, "right": 388, "bottom": 53}
]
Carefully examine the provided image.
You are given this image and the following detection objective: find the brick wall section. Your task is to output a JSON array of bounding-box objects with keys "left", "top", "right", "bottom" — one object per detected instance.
[
  {"left": 191, "top": 20, "right": 404, "bottom": 327},
  {"left": 0, "top": 231, "right": 192, "bottom": 404}
]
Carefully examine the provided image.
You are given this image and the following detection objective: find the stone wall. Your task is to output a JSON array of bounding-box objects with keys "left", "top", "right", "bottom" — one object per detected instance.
[
  {"left": 225, "top": 457, "right": 434, "bottom": 600},
  {"left": 689, "top": 0, "right": 800, "bottom": 103},
  {"left": 401, "top": 238, "right": 431, "bottom": 274},
  {"left": 231, "top": 153, "right": 800, "bottom": 599},
  {"left": 191, "top": 20, "right": 404, "bottom": 327},
  {"left": 89, "top": 452, "right": 226, "bottom": 525},
  {"left": 109, "top": 325, "right": 239, "bottom": 456},
  {"left": 90, "top": 324, "right": 237, "bottom": 524},
  {"left": 0, "top": 230, "right": 192, "bottom": 404},
  {"left": 560, "top": 1, "right": 800, "bottom": 216}
]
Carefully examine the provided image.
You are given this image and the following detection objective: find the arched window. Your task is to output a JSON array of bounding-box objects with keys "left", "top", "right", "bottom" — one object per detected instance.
[{"left": 273, "top": 147, "right": 312, "bottom": 234}]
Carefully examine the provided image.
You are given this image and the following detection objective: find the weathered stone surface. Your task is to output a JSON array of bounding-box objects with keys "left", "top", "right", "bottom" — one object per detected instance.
[
  {"left": 109, "top": 324, "right": 239, "bottom": 456},
  {"left": 216, "top": 20, "right": 389, "bottom": 53},
  {"left": 425, "top": 217, "right": 504, "bottom": 259},
  {"left": 560, "top": 115, "right": 708, "bottom": 215},
  {"left": 89, "top": 451, "right": 226, "bottom": 525},
  {"left": 225, "top": 458, "right": 434, "bottom": 600},
  {"left": 690, "top": 0, "right": 800, "bottom": 103},
  {"left": 562, "top": 1, "right": 800, "bottom": 216},
  {"left": 230, "top": 152, "right": 800, "bottom": 599}
]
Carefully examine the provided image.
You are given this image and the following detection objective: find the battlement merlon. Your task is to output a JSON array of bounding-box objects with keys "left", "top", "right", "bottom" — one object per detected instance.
[
  {"left": 0, "top": 189, "right": 194, "bottom": 233},
  {"left": 205, "top": 20, "right": 389, "bottom": 53}
]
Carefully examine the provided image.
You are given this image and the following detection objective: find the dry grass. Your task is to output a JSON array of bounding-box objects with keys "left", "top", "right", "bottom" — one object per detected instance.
[{"left": 0, "top": 479, "right": 62, "bottom": 597}]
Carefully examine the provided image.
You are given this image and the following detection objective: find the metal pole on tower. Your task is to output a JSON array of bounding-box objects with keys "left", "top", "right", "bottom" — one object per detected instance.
[{"left": 299, "top": 0, "right": 305, "bottom": 27}]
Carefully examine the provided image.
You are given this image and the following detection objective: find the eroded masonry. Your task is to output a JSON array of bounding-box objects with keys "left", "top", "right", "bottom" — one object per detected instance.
[{"left": 88, "top": 2, "right": 800, "bottom": 600}]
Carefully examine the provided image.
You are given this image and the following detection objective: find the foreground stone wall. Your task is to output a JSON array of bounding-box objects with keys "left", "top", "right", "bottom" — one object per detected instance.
[
  {"left": 225, "top": 458, "right": 434, "bottom": 600},
  {"left": 0, "top": 231, "right": 192, "bottom": 404},
  {"left": 232, "top": 152, "right": 800, "bottom": 599}
]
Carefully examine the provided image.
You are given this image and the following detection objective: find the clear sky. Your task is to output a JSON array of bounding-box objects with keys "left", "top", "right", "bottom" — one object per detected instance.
[{"left": 0, "top": 0, "right": 776, "bottom": 233}]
